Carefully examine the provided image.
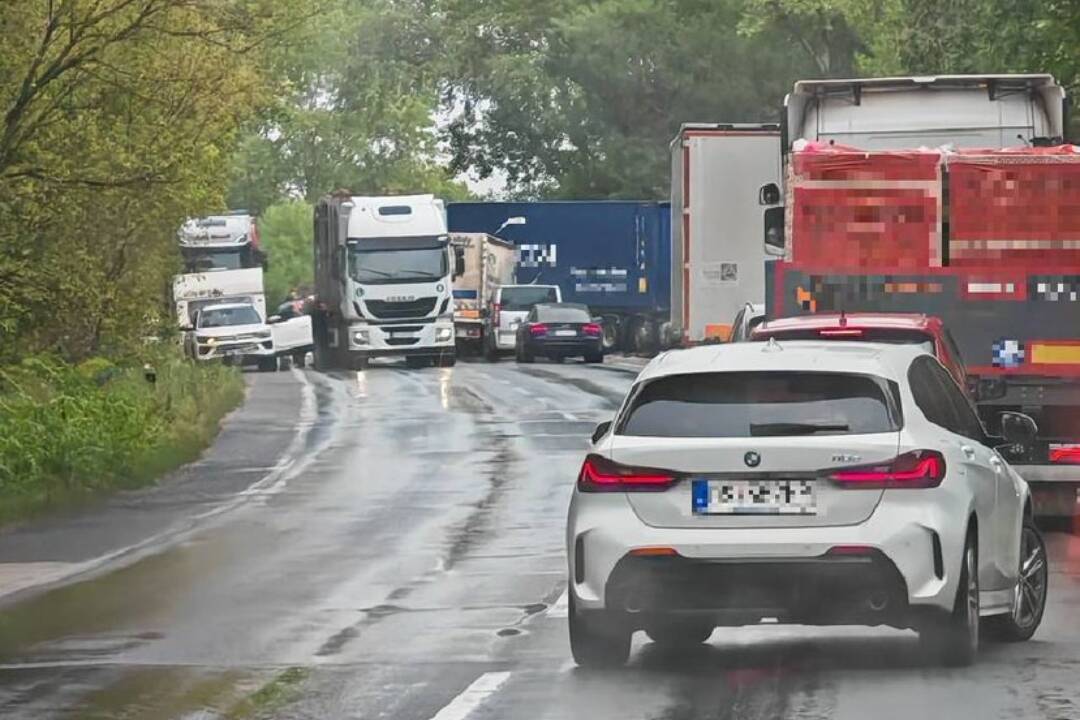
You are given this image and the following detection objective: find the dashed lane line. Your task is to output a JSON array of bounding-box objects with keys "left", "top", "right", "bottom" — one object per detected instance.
[{"left": 428, "top": 671, "right": 511, "bottom": 720}]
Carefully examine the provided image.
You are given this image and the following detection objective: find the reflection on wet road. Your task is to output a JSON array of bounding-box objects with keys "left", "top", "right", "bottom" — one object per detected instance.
[{"left": 1, "top": 360, "right": 1080, "bottom": 719}]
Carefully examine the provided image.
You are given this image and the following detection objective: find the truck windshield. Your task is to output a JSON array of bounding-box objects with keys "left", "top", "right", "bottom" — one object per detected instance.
[
  {"left": 182, "top": 248, "right": 245, "bottom": 272},
  {"left": 348, "top": 246, "right": 448, "bottom": 284},
  {"left": 198, "top": 306, "right": 261, "bottom": 328}
]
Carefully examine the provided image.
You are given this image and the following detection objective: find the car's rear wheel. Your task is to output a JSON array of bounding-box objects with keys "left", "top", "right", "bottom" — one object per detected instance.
[
  {"left": 518, "top": 346, "right": 534, "bottom": 364},
  {"left": 920, "top": 531, "right": 979, "bottom": 666},
  {"left": 585, "top": 352, "right": 603, "bottom": 364},
  {"left": 645, "top": 620, "right": 713, "bottom": 649},
  {"left": 568, "top": 592, "right": 630, "bottom": 668},
  {"left": 985, "top": 517, "right": 1047, "bottom": 642}
]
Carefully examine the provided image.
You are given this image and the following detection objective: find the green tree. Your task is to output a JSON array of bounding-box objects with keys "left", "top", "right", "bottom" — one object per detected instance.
[
  {"left": 259, "top": 201, "right": 314, "bottom": 307},
  {"left": 0, "top": 0, "right": 313, "bottom": 360},
  {"left": 439, "top": 0, "right": 821, "bottom": 198}
]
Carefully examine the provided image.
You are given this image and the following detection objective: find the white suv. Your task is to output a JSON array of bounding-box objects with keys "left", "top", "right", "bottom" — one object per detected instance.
[{"left": 567, "top": 341, "right": 1047, "bottom": 667}]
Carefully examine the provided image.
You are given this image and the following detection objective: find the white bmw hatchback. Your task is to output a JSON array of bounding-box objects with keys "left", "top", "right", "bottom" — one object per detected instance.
[{"left": 567, "top": 341, "right": 1048, "bottom": 667}]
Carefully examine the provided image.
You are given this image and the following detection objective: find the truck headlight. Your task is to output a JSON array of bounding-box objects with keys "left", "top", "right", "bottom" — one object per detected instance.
[
  {"left": 435, "top": 326, "right": 453, "bottom": 342},
  {"left": 353, "top": 330, "right": 369, "bottom": 345},
  {"left": 196, "top": 335, "right": 211, "bottom": 343}
]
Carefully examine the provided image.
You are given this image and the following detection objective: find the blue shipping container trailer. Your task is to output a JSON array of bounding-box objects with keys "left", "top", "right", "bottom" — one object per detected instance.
[{"left": 446, "top": 201, "right": 670, "bottom": 352}]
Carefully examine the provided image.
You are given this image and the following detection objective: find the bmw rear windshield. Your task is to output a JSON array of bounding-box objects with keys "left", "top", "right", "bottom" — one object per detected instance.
[{"left": 616, "top": 371, "right": 902, "bottom": 438}]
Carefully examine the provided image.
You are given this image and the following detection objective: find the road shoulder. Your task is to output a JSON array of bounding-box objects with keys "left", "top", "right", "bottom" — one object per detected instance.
[{"left": 0, "top": 369, "right": 316, "bottom": 605}]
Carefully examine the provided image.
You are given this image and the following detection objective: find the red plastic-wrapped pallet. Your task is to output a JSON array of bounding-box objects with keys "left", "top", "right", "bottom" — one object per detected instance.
[
  {"left": 789, "top": 145, "right": 942, "bottom": 270},
  {"left": 948, "top": 146, "right": 1080, "bottom": 269}
]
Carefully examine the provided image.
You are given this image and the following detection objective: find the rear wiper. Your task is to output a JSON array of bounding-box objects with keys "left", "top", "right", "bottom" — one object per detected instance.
[{"left": 750, "top": 422, "right": 850, "bottom": 436}]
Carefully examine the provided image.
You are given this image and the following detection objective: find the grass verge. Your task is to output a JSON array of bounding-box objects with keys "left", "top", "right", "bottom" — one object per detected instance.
[{"left": 0, "top": 348, "right": 245, "bottom": 526}]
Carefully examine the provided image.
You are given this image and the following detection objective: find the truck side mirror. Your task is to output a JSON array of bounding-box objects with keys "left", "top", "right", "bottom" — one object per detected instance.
[
  {"left": 764, "top": 206, "right": 785, "bottom": 256},
  {"left": 453, "top": 247, "right": 465, "bottom": 278},
  {"left": 759, "top": 182, "right": 781, "bottom": 206}
]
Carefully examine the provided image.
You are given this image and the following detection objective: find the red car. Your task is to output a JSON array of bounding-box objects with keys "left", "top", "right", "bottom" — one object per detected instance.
[{"left": 750, "top": 313, "right": 968, "bottom": 392}]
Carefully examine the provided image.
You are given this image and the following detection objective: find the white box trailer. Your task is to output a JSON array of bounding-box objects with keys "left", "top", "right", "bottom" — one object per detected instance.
[
  {"left": 172, "top": 267, "right": 266, "bottom": 327},
  {"left": 449, "top": 233, "right": 516, "bottom": 353},
  {"left": 669, "top": 124, "right": 781, "bottom": 345}
]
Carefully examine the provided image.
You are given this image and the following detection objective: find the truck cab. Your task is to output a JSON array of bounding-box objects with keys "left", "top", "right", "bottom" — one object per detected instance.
[{"left": 313, "top": 194, "right": 463, "bottom": 369}]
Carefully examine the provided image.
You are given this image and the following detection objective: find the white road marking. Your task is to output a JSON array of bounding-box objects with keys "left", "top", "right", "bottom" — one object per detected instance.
[
  {"left": 429, "top": 671, "right": 511, "bottom": 720},
  {"left": 548, "top": 589, "right": 569, "bottom": 618},
  {"left": 559, "top": 411, "right": 576, "bottom": 421}
]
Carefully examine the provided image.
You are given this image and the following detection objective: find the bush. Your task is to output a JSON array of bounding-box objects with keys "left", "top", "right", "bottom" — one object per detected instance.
[{"left": 0, "top": 350, "right": 244, "bottom": 523}]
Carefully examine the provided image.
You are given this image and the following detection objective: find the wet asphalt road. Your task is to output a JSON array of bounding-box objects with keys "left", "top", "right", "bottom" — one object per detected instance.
[{"left": 1, "top": 360, "right": 1080, "bottom": 719}]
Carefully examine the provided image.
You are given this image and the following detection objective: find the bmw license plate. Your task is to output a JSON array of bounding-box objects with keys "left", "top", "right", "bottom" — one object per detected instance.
[{"left": 692, "top": 479, "right": 816, "bottom": 515}]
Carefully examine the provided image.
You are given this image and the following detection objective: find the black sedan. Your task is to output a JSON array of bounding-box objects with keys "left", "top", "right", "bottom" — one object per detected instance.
[{"left": 514, "top": 303, "right": 604, "bottom": 364}]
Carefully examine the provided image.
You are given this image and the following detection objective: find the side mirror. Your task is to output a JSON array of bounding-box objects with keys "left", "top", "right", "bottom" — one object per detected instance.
[
  {"left": 764, "top": 206, "right": 785, "bottom": 256},
  {"left": 758, "top": 182, "right": 781, "bottom": 206},
  {"left": 591, "top": 420, "right": 612, "bottom": 444},
  {"left": 453, "top": 247, "right": 465, "bottom": 278},
  {"left": 267, "top": 315, "right": 282, "bottom": 324},
  {"left": 180, "top": 324, "right": 194, "bottom": 332},
  {"left": 999, "top": 411, "right": 1037, "bottom": 448}
]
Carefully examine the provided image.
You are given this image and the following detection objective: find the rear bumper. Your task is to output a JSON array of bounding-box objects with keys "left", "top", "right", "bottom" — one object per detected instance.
[
  {"left": 603, "top": 552, "right": 912, "bottom": 628},
  {"left": 568, "top": 491, "right": 964, "bottom": 621},
  {"left": 495, "top": 329, "right": 517, "bottom": 350},
  {"left": 527, "top": 338, "right": 603, "bottom": 357}
]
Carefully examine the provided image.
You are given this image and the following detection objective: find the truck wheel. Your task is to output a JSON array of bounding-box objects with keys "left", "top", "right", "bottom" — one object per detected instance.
[
  {"left": 485, "top": 340, "right": 500, "bottom": 362},
  {"left": 257, "top": 357, "right": 278, "bottom": 372},
  {"left": 437, "top": 353, "right": 456, "bottom": 368},
  {"left": 985, "top": 517, "right": 1047, "bottom": 642},
  {"left": 601, "top": 315, "right": 621, "bottom": 352},
  {"left": 351, "top": 354, "right": 369, "bottom": 371},
  {"left": 292, "top": 351, "right": 307, "bottom": 369},
  {"left": 276, "top": 356, "right": 289, "bottom": 371}
]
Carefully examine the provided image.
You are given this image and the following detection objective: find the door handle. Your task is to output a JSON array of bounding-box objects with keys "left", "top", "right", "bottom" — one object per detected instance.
[{"left": 961, "top": 445, "right": 977, "bottom": 460}]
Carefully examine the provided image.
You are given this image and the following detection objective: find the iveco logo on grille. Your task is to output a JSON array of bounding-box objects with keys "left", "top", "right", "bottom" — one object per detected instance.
[
  {"left": 744, "top": 451, "right": 761, "bottom": 468},
  {"left": 385, "top": 296, "right": 415, "bottom": 302}
]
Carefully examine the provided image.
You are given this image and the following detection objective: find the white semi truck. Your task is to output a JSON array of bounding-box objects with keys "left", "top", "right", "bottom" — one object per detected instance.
[
  {"left": 311, "top": 194, "right": 462, "bottom": 370},
  {"left": 449, "top": 232, "right": 517, "bottom": 355},
  {"left": 173, "top": 212, "right": 267, "bottom": 326}
]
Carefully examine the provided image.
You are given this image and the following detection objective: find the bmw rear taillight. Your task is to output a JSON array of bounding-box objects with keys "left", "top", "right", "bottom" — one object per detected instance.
[
  {"left": 578, "top": 453, "right": 676, "bottom": 493},
  {"left": 529, "top": 323, "right": 549, "bottom": 336},
  {"left": 829, "top": 449, "right": 946, "bottom": 489},
  {"left": 583, "top": 323, "right": 602, "bottom": 337}
]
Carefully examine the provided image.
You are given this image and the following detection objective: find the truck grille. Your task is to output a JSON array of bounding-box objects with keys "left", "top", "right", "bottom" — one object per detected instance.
[{"left": 365, "top": 297, "right": 437, "bottom": 320}]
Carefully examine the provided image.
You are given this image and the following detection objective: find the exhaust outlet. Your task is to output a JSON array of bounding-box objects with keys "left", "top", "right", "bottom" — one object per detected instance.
[{"left": 867, "top": 591, "right": 888, "bottom": 612}]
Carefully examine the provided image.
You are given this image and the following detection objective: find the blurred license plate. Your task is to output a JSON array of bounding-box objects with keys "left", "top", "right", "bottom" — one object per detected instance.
[
  {"left": 692, "top": 479, "right": 815, "bottom": 515},
  {"left": 555, "top": 330, "right": 576, "bottom": 337}
]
